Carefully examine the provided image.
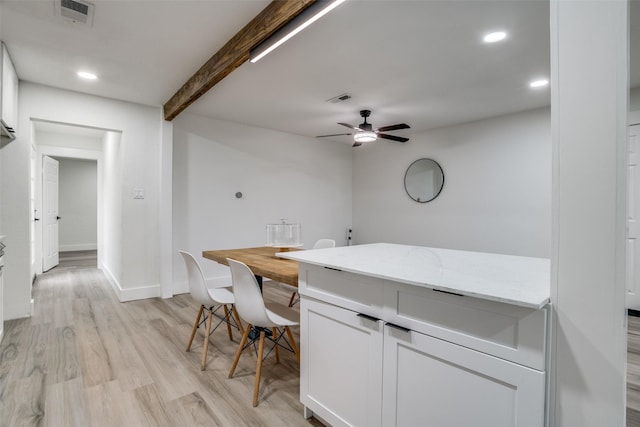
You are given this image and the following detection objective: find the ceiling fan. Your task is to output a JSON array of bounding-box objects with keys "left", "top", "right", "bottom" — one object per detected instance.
[{"left": 317, "top": 109, "right": 410, "bottom": 147}]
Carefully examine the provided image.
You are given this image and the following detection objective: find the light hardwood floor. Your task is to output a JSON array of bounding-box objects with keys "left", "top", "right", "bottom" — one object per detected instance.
[
  {"left": 57, "top": 250, "right": 98, "bottom": 270},
  {"left": 0, "top": 254, "right": 322, "bottom": 426}
]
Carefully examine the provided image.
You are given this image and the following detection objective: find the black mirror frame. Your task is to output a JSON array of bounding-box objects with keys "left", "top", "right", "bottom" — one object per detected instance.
[{"left": 404, "top": 158, "right": 445, "bottom": 203}]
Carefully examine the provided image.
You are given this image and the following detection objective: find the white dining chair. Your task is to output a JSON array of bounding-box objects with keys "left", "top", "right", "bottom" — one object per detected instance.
[
  {"left": 226, "top": 258, "right": 300, "bottom": 407},
  {"left": 281, "top": 238, "right": 336, "bottom": 306},
  {"left": 180, "top": 250, "right": 244, "bottom": 371}
]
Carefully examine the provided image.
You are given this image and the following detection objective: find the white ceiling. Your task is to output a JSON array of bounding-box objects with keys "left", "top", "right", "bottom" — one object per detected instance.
[
  {"left": 0, "top": 0, "right": 268, "bottom": 105},
  {"left": 0, "top": 0, "right": 637, "bottom": 144}
]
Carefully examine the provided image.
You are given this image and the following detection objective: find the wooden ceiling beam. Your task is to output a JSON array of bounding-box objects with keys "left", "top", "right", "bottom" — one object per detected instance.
[{"left": 163, "top": 0, "right": 317, "bottom": 121}]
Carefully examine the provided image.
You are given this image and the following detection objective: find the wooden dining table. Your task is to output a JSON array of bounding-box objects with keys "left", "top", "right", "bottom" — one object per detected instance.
[{"left": 202, "top": 246, "right": 301, "bottom": 287}]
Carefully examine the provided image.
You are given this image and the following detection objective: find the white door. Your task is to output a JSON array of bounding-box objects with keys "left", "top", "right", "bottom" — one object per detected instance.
[
  {"left": 42, "top": 155, "right": 59, "bottom": 272},
  {"left": 628, "top": 124, "right": 640, "bottom": 309}
]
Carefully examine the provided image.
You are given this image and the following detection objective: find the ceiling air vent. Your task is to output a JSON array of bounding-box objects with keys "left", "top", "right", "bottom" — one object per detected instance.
[
  {"left": 56, "top": 0, "right": 95, "bottom": 26},
  {"left": 326, "top": 93, "right": 352, "bottom": 104}
]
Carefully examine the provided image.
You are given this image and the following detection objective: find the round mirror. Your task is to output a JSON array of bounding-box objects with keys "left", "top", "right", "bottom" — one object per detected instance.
[{"left": 404, "top": 158, "right": 444, "bottom": 203}]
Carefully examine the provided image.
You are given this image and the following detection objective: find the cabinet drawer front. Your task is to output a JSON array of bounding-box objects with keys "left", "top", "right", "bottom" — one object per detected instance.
[
  {"left": 299, "top": 264, "right": 384, "bottom": 317},
  {"left": 382, "top": 327, "right": 545, "bottom": 427},
  {"left": 384, "top": 283, "right": 548, "bottom": 370},
  {"left": 300, "top": 298, "right": 383, "bottom": 427}
]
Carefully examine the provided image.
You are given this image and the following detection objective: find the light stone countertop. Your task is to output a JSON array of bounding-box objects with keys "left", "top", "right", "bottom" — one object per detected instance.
[{"left": 278, "top": 243, "right": 550, "bottom": 309}]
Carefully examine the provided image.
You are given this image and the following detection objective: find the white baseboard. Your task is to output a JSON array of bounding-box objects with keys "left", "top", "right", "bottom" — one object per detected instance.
[
  {"left": 173, "top": 280, "right": 189, "bottom": 295},
  {"left": 100, "top": 262, "right": 160, "bottom": 302},
  {"left": 60, "top": 243, "right": 97, "bottom": 252},
  {"left": 119, "top": 284, "right": 161, "bottom": 302},
  {"left": 100, "top": 262, "right": 121, "bottom": 297},
  {"left": 4, "top": 303, "right": 32, "bottom": 321}
]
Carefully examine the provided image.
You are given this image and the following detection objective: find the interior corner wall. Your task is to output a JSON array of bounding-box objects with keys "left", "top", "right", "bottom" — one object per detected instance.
[
  {"left": 172, "top": 113, "right": 353, "bottom": 293},
  {"left": 631, "top": 88, "right": 640, "bottom": 123},
  {"left": 353, "top": 107, "right": 551, "bottom": 258},
  {"left": 102, "top": 131, "right": 123, "bottom": 285},
  {"left": 550, "top": 1, "right": 627, "bottom": 425},
  {"left": 5, "top": 82, "right": 163, "bottom": 313},
  {"left": 1, "top": 83, "right": 30, "bottom": 319},
  {"left": 55, "top": 157, "right": 97, "bottom": 252},
  {"left": 631, "top": 87, "right": 640, "bottom": 113}
]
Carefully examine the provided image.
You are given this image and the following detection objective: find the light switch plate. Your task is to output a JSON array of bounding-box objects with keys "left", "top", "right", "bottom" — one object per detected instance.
[{"left": 133, "top": 188, "right": 145, "bottom": 199}]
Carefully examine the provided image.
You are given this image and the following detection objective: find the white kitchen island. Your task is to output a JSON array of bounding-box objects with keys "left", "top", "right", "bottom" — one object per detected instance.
[{"left": 279, "top": 243, "right": 551, "bottom": 427}]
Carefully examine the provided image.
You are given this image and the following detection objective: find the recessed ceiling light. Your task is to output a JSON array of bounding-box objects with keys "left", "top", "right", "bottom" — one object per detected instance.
[
  {"left": 483, "top": 31, "right": 507, "bottom": 43},
  {"left": 530, "top": 79, "right": 549, "bottom": 88},
  {"left": 77, "top": 71, "right": 97, "bottom": 80}
]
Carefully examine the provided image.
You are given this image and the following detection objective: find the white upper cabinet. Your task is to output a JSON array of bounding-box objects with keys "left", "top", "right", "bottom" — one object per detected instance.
[{"left": 1, "top": 42, "right": 18, "bottom": 140}]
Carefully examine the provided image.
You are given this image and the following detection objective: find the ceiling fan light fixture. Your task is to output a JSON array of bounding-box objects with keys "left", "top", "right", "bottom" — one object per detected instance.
[{"left": 354, "top": 131, "right": 377, "bottom": 144}]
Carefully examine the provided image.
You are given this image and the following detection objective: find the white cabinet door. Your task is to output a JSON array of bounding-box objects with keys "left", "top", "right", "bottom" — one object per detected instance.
[
  {"left": 300, "top": 297, "right": 384, "bottom": 427},
  {"left": 382, "top": 325, "right": 546, "bottom": 427}
]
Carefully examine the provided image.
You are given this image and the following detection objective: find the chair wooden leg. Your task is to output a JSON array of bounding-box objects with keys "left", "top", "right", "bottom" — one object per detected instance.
[
  {"left": 285, "top": 326, "right": 300, "bottom": 364},
  {"left": 288, "top": 292, "right": 297, "bottom": 307},
  {"left": 272, "top": 327, "right": 280, "bottom": 363},
  {"left": 232, "top": 311, "right": 252, "bottom": 356},
  {"left": 187, "top": 305, "right": 204, "bottom": 352},
  {"left": 201, "top": 308, "right": 214, "bottom": 371},
  {"left": 253, "top": 330, "right": 266, "bottom": 407},
  {"left": 229, "top": 324, "right": 252, "bottom": 378},
  {"left": 232, "top": 306, "right": 244, "bottom": 335},
  {"left": 223, "top": 305, "right": 233, "bottom": 341}
]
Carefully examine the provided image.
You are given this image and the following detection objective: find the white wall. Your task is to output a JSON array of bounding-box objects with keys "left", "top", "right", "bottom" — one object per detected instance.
[
  {"left": 55, "top": 157, "right": 97, "bottom": 252},
  {"left": 550, "top": 1, "right": 627, "bottom": 425},
  {"left": 2, "top": 90, "right": 30, "bottom": 318},
  {"left": 353, "top": 107, "right": 551, "bottom": 258},
  {"left": 172, "top": 113, "right": 353, "bottom": 292},
  {"left": 36, "top": 131, "right": 103, "bottom": 151},
  {"left": 1, "top": 82, "right": 165, "bottom": 319}
]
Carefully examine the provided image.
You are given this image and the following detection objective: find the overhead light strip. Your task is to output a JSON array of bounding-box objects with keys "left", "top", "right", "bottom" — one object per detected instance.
[{"left": 250, "top": 0, "right": 346, "bottom": 63}]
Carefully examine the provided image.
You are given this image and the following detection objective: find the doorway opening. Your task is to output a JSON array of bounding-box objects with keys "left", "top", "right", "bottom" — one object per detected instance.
[
  {"left": 47, "top": 156, "right": 98, "bottom": 271},
  {"left": 30, "top": 119, "right": 120, "bottom": 279}
]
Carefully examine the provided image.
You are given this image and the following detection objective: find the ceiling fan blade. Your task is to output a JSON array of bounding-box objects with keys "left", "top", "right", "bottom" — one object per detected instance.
[
  {"left": 376, "top": 123, "right": 410, "bottom": 132},
  {"left": 378, "top": 133, "right": 409, "bottom": 143},
  {"left": 338, "top": 122, "right": 359, "bottom": 130},
  {"left": 316, "top": 133, "right": 352, "bottom": 138},
  {"left": 352, "top": 141, "right": 363, "bottom": 147}
]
